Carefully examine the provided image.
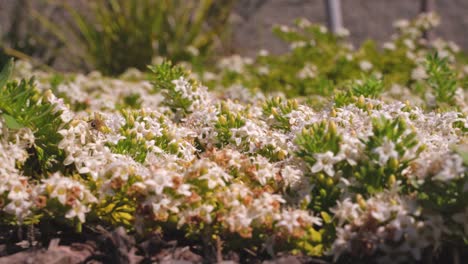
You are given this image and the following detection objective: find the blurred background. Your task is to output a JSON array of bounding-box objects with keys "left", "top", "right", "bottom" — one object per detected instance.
[{"left": 1, "top": 0, "right": 467, "bottom": 75}]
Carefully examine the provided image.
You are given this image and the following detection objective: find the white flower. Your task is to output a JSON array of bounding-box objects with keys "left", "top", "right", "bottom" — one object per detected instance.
[
  {"left": 105, "top": 113, "right": 126, "bottom": 132},
  {"left": 330, "top": 198, "right": 360, "bottom": 226},
  {"left": 336, "top": 27, "right": 350, "bottom": 37},
  {"left": 257, "top": 66, "right": 269, "bottom": 75},
  {"left": 4, "top": 199, "right": 32, "bottom": 220},
  {"left": 393, "top": 19, "right": 409, "bottom": 29},
  {"left": 373, "top": 138, "right": 398, "bottom": 166},
  {"left": 338, "top": 141, "right": 361, "bottom": 166},
  {"left": 411, "top": 66, "right": 428, "bottom": 81},
  {"left": 65, "top": 203, "right": 90, "bottom": 223},
  {"left": 383, "top": 42, "right": 396, "bottom": 51},
  {"left": 297, "top": 63, "right": 317, "bottom": 79},
  {"left": 311, "top": 151, "right": 342, "bottom": 176},
  {"left": 200, "top": 165, "right": 231, "bottom": 189},
  {"left": 297, "top": 18, "right": 312, "bottom": 28},
  {"left": 433, "top": 154, "right": 465, "bottom": 181},
  {"left": 258, "top": 49, "right": 269, "bottom": 57},
  {"left": 359, "top": 60, "right": 373, "bottom": 72},
  {"left": 279, "top": 25, "right": 291, "bottom": 32},
  {"left": 281, "top": 166, "right": 303, "bottom": 187},
  {"left": 275, "top": 209, "right": 322, "bottom": 233},
  {"left": 403, "top": 39, "right": 415, "bottom": 50},
  {"left": 144, "top": 169, "right": 174, "bottom": 195},
  {"left": 7, "top": 182, "right": 30, "bottom": 201},
  {"left": 186, "top": 45, "right": 199, "bottom": 56},
  {"left": 50, "top": 184, "right": 69, "bottom": 205},
  {"left": 290, "top": 41, "right": 306, "bottom": 50}
]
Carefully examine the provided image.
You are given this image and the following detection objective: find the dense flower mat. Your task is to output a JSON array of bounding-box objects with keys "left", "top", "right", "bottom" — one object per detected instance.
[{"left": 1, "top": 13, "right": 467, "bottom": 263}]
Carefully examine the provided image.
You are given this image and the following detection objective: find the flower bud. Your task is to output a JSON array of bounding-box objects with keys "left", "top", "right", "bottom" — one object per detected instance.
[
  {"left": 389, "top": 157, "right": 399, "bottom": 170},
  {"left": 271, "top": 107, "right": 279, "bottom": 116},
  {"left": 218, "top": 115, "right": 227, "bottom": 125},
  {"left": 326, "top": 178, "right": 334, "bottom": 187},
  {"left": 358, "top": 95, "right": 365, "bottom": 106},
  {"left": 128, "top": 115, "right": 135, "bottom": 126},
  {"left": 388, "top": 174, "right": 396, "bottom": 186},
  {"left": 356, "top": 194, "right": 366, "bottom": 209},
  {"left": 328, "top": 121, "right": 337, "bottom": 135}
]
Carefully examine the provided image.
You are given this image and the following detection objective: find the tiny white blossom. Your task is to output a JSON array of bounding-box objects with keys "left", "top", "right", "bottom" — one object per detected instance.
[
  {"left": 359, "top": 60, "right": 373, "bottom": 72},
  {"left": 411, "top": 66, "right": 428, "bottom": 81},
  {"left": 65, "top": 203, "right": 90, "bottom": 223},
  {"left": 311, "top": 151, "right": 342, "bottom": 176},
  {"left": 373, "top": 138, "right": 398, "bottom": 165}
]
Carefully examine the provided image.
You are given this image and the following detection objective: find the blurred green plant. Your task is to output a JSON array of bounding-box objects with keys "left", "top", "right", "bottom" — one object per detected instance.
[
  {"left": 206, "top": 14, "right": 468, "bottom": 112},
  {"left": 0, "top": 59, "right": 66, "bottom": 177},
  {"left": 424, "top": 52, "right": 459, "bottom": 108},
  {"left": 1, "top": 0, "right": 60, "bottom": 68},
  {"left": 34, "top": 0, "right": 236, "bottom": 75}
]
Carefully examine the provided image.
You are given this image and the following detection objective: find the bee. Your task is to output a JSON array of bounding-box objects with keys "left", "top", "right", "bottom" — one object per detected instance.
[{"left": 88, "top": 112, "right": 109, "bottom": 133}]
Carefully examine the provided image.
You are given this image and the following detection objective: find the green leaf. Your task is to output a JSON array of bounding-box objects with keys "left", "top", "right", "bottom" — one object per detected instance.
[
  {"left": 2, "top": 113, "right": 24, "bottom": 129},
  {"left": 0, "top": 58, "right": 14, "bottom": 89},
  {"left": 308, "top": 227, "right": 322, "bottom": 243},
  {"left": 320, "top": 211, "right": 333, "bottom": 224}
]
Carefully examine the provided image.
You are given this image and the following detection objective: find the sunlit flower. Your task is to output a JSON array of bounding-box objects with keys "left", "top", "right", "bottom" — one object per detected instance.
[{"left": 311, "top": 151, "right": 342, "bottom": 176}]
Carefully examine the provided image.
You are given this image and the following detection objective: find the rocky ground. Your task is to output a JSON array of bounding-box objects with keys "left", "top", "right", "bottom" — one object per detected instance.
[{"left": 0, "top": 225, "right": 323, "bottom": 264}]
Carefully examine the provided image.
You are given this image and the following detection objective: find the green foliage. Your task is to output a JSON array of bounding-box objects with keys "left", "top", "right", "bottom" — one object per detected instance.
[
  {"left": 334, "top": 75, "right": 384, "bottom": 107},
  {"left": 424, "top": 52, "right": 459, "bottom": 107},
  {"left": 116, "top": 93, "right": 142, "bottom": 110},
  {"left": 352, "top": 117, "right": 422, "bottom": 195},
  {"left": 35, "top": 0, "right": 236, "bottom": 75},
  {"left": 0, "top": 61, "right": 65, "bottom": 177},
  {"left": 417, "top": 177, "right": 468, "bottom": 214},
  {"left": 109, "top": 110, "right": 171, "bottom": 162},
  {"left": 350, "top": 75, "right": 384, "bottom": 98},
  {"left": 149, "top": 61, "right": 188, "bottom": 91},
  {"left": 295, "top": 120, "right": 341, "bottom": 163},
  {"left": 415, "top": 146, "right": 468, "bottom": 214},
  {"left": 215, "top": 102, "right": 245, "bottom": 147},
  {"left": 204, "top": 14, "right": 467, "bottom": 113},
  {"left": 295, "top": 120, "right": 342, "bottom": 212},
  {"left": 149, "top": 61, "right": 194, "bottom": 114},
  {"left": 262, "top": 97, "right": 298, "bottom": 131}
]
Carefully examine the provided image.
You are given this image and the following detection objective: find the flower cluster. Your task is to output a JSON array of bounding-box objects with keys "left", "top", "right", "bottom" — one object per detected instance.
[
  {"left": 1, "top": 13, "right": 467, "bottom": 262},
  {"left": 198, "top": 13, "right": 468, "bottom": 113}
]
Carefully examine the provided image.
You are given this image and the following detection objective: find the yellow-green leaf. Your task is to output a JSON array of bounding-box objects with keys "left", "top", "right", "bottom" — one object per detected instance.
[
  {"left": 308, "top": 227, "right": 322, "bottom": 243},
  {"left": 321, "top": 211, "right": 333, "bottom": 224}
]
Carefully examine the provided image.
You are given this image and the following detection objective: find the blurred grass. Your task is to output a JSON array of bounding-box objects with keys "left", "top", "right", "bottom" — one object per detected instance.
[
  {"left": 1, "top": 0, "right": 61, "bottom": 69},
  {"left": 32, "top": 0, "right": 236, "bottom": 75}
]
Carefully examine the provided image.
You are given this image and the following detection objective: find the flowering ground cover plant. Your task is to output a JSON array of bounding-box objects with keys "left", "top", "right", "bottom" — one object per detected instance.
[
  {"left": 199, "top": 13, "right": 468, "bottom": 113},
  {"left": 1, "top": 14, "right": 468, "bottom": 263}
]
